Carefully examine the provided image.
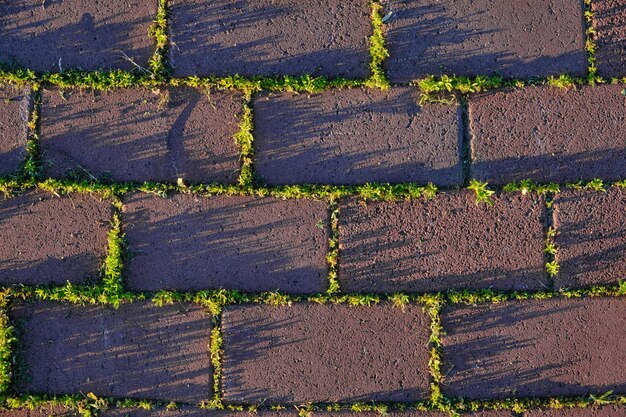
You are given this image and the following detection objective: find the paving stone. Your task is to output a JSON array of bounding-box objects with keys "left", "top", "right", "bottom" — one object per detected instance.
[
  {"left": 592, "top": 0, "right": 626, "bottom": 77},
  {"left": 553, "top": 188, "right": 626, "bottom": 289},
  {"left": 338, "top": 191, "right": 546, "bottom": 293},
  {"left": 524, "top": 405, "right": 626, "bottom": 417},
  {"left": 0, "top": 0, "right": 156, "bottom": 72},
  {"left": 0, "top": 190, "right": 112, "bottom": 285},
  {"left": 11, "top": 300, "right": 212, "bottom": 402},
  {"left": 470, "top": 85, "right": 626, "bottom": 184},
  {"left": 0, "top": 407, "right": 77, "bottom": 417},
  {"left": 382, "top": 0, "right": 587, "bottom": 82},
  {"left": 169, "top": 0, "right": 371, "bottom": 78},
  {"left": 40, "top": 87, "right": 242, "bottom": 184},
  {"left": 122, "top": 193, "right": 329, "bottom": 293},
  {"left": 222, "top": 303, "right": 431, "bottom": 404},
  {"left": 102, "top": 409, "right": 296, "bottom": 417},
  {"left": 312, "top": 412, "right": 450, "bottom": 417},
  {"left": 254, "top": 87, "right": 463, "bottom": 186},
  {"left": 441, "top": 297, "right": 626, "bottom": 399},
  {"left": 0, "top": 84, "right": 30, "bottom": 175}
]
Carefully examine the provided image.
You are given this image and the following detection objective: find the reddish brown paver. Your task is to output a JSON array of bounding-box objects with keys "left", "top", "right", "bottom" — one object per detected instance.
[
  {"left": 524, "top": 405, "right": 626, "bottom": 417},
  {"left": 441, "top": 297, "right": 626, "bottom": 399},
  {"left": 0, "top": 191, "right": 112, "bottom": 285},
  {"left": 0, "top": 84, "right": 30, "bottom": 175},
  {"left": 553, "top": 188, "right": 626, "bottom": 289},
  {"left": 222, "top": 303, "right": 431, "bottom": 404},
  {"left": 0, "top": 407, "right": 77, "bottom": 417},
  {"left": 0, "top": 0, "right": 156, "bottom": 72},
  {"left": 592, "top": 0, "right": 626, "bottom": 77},
  {"left": 101, "top": 409, "right": 297, "bottom": 417},
  {"left": 11, "top": 300, "right": 212, "bottom": 402},
  {"left": 381, "top": 0, "right": 587, "bottom": 82},
  {"left": 123, "top": 193, "right": 329, "bottom": 293},
  {"left": 40, "top": 87, "right": 242, "bottom": 183},
  {"left": 254, "top": 87, "right": 463, "bottom": 186},
  {"left": 169, "top": 0, "right": 371, "bottom": 78},
  {"left": 469, "top": 85, "right": 626, "bottom": 184},
  {"left": 338, "top": 191, "right": 547, "bottom": 293}
]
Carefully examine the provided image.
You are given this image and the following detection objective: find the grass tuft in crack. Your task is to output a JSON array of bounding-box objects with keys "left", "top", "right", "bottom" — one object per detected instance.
[
  {"left": 101, "top": 198, "right": 126, "bottom": 308},
  {"left": 468, "top": 179, "right": 495, "bottom": 205},
  {"left": 415, "top": 75, "right": 505, "bottom": 104},
  {"left": 234, "top": 93, "right": 255, "bottom": 188},
  {"left": 0, "top": 290, "right": 15, "bottom": 393},
  {"left": 365, "top": 0, "right": 390, "bottom": 89},
  {"left": 326, "top": 198, "right": 341, "bottom": 294},
  {"left": 583, "top": 0, "right": 599, "bottom": 82},
  {"left": 207, "top": 318, "right": 224, "bottom": 409},
  {"left": 148, "top": 0, "right": 170, "bottom": 79},
  {"left": 545, "top": 227, "right": 560, "bottom": 281},
  {"left": 22, "top": 82, "right": 42, "bottom": 179},
  {"left": 424, "top": 295, "right": 445, "bottom": 409}
]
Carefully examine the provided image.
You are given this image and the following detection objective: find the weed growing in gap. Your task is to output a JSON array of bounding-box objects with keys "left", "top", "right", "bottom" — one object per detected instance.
[
  {"left": 327, "top": 199, "right": 341, "bottom": 294},
  {"left": 148, "top": 0, "right": 169, "bottom": 78},
  {"left": 366, "top": 1, "right": 390, "bottom": 89},
  {"left": 0, "top": 290, "right": 15, "bottom": 393},
  {"left": 207, "top": 323, "right": 224, "bottom": 409},
  {"left": 415, "top": 75, "right": 504, "bottom": 105},
  {"left": 583, "top": 0, "right": 599, "bottom": 82},
  {"left": 502, "top": 179, "right": 560, "bottom": 195},
  {"left": 467, "top": 179, "right": 494, "bottom": 205},
  {"left": 545, "top": 227, "right": 559, "bottom": 279}
]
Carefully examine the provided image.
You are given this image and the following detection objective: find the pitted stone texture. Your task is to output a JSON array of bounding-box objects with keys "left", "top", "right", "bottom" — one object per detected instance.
[
  {"left": 0, "top": 408, "right": 77, "bottom": 417},
  {"left": 338, "top": 191, "right": 547, "bottom": 292},
  {"left": 11, "top": 301, "right": 212, "bottom": 402},
  {"left": 382, "top": 0, "right": 587, "bottom": 82},
  {"left": 0, "top": 191, "right": 112, "bottom": 285},
  {"left": 470, "top": 85, "right": 626, "bottom": 184},
  {"left": 222, "top": 303, "right": 431, "bottom": 404},
  {"left": 0, "top": 0, "right": 156, "bottom": 72},
  {"left": 592, "top": 0, "right": 626, "bottom": 77},
  {"left": 254, "top": 87, "right": 463, "bottom": 186},
  {"left": 169, "top": 0, "right": 371, "bottom": 78},
  {"left": 553, "top": 188, "right": 626, "bottom": 289},
  {"left": 41, "top": 87, "right": 242, "bottom": 183},
  {"left": 0, "top": 84, "right": 30, "bottom": 175},
  {"left": 441, "top": 297, "right": 626, "bottom": 399},
  {"left": 102, "top": 410, "right": 297, "bottom": 417},
  {"left": 524, "top": 405, "right": 626, "bottom": 417},
  {"left": 123, "top": 193, "right": 329, "bottom": 293}
]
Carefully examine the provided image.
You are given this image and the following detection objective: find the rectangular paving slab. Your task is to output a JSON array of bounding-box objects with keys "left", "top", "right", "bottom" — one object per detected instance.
[
  {"left": 11, "top": 300, "right": 212, "bottom": 402},
  {"left": 524, "top": 405, "right": 626, "bottom": 417},
  {"left": 0, "top": 190, "right": 112, "bottom": 285},
  {"left": 0, "top": 407, "right": 77, "bottom": 417},
  {"left": 101, "top": 409, "right": 297, "bottom": 417},
  {"left": 441, "top": 297, "right": 626, "bottom": 399},
  {"left": 0, "top": 84, "right": 30, "bottom": 175},
  {"left": 254, "top": 87, "right": 463, "bottom": 186},
  {"left": 553, "top": 187, "right": 626, "bottom": 289},
  {"left": 470, "top": 85, "right": 626, "bottom": 184},
  {"left": 381, "top": 0, "right": 587, "bottom": 82},
  {"left": 40, "top": 87, "right": 242, "bottom": 183},
  {"left": 592, "top": 0, "right": 626, "bottom": 77},
  {"left": 338, "top": 191, "right": 547, "bottom": 293},
  {"left": 169, "top": 0, "right": 371, "bottom": 78},
  {"left": 222, "top": 303, "right": 431, "bottom": 404},
  {"left": 122, "top": 193, "right": 329, "bottom": 293},
  {"left": 0, "top": 0, "right": 156, "bottom": 72}
]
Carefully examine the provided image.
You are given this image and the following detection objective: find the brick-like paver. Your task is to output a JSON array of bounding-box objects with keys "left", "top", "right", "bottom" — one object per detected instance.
[
  {"left": 553, "top": 188, "right": 626, "bottom": 289},
  {"left": 0, "top": 191, "right": 111, "bottom": 285},
  {"left": 441, "top": 297, "right": 626, "bottom": 399},
  {"left": 254, "top": 87, "right": 463, "bottom": 186},
  {"left": 470, "top": 85, "right": 626, "bottom": 184},
  {"left": 222, "top": 303, "right": 431, "bottom": 404},
  {"left": 11, "top": 301, "right": 212, "bottom": 402},
  {"left": 0, "top": 408, "right": 75, "bottom": 417},
  {"left": 382, "top": 0, "right": 587, "bottom": 82},
  {"left": 339, "top": 191, "right": 546, "bottom": 293},
  {"left": 0, "top": 84, "right": 30, "bottom": 175},
  {"left": 169, "top": 0, "right": 371, "bottom": 78},
  {"left": 524, "top": 405, "right": 625, "bottom": 417},
  {"left": 123, "top": 193, "right": 329, "bottom": 293},
  {"left": 40, "top": 87, "right": 242, "bottom": 183},
  {"left": 592, "top": 0, "right": 626, "bottom": 77},
  {"left": 102, "top": 409, "right": 296, "bottom": 417},
  {"left": 0, "top": 0, "right": 156, "bottom": 72}
]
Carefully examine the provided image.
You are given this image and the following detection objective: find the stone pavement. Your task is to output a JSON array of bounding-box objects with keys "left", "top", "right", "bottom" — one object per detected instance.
[{"left": 0, "top": 0, "right": 625, "bottom": 416}]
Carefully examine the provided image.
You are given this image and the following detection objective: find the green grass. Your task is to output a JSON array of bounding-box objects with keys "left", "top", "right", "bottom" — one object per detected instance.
[
  {"left": 545, "top": 227, "right": 560, "bottom": 280},
  {"left": 22, "top": 83, "right": 41, "bottom": 179},
  {"left": 327, "top": 199, "right": 341, "bottom": 294},
  {"left": 207, "top": 321, "right": 224, "bottom": 409},
  {"left": 467, "top": 179, "right": 495, "bottom": 205},
  {"left": 583, "top": 0, "right": 599, "bottom": 82},
  {"left": 234, "top": 94, "right": 255, "bottom": 188},
  {"left": 148, "top": 0, "right": 169, "bottom": 79},
  {"left": 366, "top": 1, "right": 390, "bottom": 89}
]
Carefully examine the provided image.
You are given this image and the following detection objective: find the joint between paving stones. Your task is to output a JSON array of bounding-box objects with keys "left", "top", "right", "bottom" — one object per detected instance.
[
  {"left": 148, "top": 0, "right": 170, "bottom": 80},
  {"left": 235, "top": 94, "right": 255, "bottom": 188},
  {"left": 366, "top": 0, "right": 390, "bottom": 90},
  {"left": 544, "top": 193, "right": 559, "bottom": 288},
  {"left": 208, "top": 314, "right": 224, "bottom": 409},
  {"left": 22, "top": 83, "right": 41, "bottom": 180},
  {"left": 326, "top": 198, "right": 340, "bottom": 294},
  {"left": 583, "top": 0, "right": 598, "bottom": 81},
  {"left": 460, "top": 97, "right": 472, "bottom": 187}
]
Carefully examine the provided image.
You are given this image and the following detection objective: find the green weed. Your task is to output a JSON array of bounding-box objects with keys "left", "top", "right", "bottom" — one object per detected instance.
[{"left": 467, "top": 179, "right": 495, "bottom": 205}]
